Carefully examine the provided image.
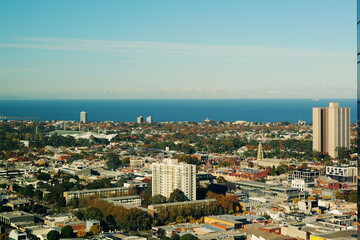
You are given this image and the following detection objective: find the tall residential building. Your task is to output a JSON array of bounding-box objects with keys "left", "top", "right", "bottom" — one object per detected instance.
[
  {"left": 146, "top": 116, "right": 153, "bottom": 123},
  {"left": 80, "top": 111, "right": 87, "bottom": 123},
  {"left": 136, "top": 116, "right": 143, "bottom": 124},
  {"left": 312, "top": 102, "right": 350, "bottom": 158},
  {"left": 152, "top": 159, "right": 196, "bottom": 201}
]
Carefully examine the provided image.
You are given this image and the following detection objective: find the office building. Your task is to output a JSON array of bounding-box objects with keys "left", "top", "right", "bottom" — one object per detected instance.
[
  {"left": 136, "top": 116, "right": 143, "bottom": 124},
  {"left": 152, "top": 159, "right": 196, "bottom": 201},
  {"left": 80, "top": 111, "right": 87, "bottom": 123},
  {"left": 312, "top": 102, "right": 350, "bottom": 158},
  {"left": 146, "top": 116, "right": 153, "bottom": 123}
]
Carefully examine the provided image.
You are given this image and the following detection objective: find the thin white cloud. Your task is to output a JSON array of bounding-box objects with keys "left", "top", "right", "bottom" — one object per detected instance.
[{"left": 0, "top": 37, "right": 350, "bottom": 58}]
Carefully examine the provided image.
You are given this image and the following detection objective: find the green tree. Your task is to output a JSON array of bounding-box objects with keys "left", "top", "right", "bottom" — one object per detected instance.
[
  {"left": 47, "top": 230, "right": 60, "bottom": 240},
  {"left": 85, "top": 207, "right": 104, "bottom": 221},
  {"left": 74, "top": 211, "right": 85, "bottom": 220},
  {"left": 152, "top": 194, "right": 167, "bottom": 204},
  {"left": 106, "top": 153, "right": 121, "bottom": 170},
  {"left": 36, "top": 172, "right": 51, "bottom": 181},
  {"left": 171, "top": 233, "right": 180, "bottom": 240},
  {"left": 271, "top": 165, "right": 277, "bottom": 176},
  {"left": 337, "top": 147, "right": 350, "bottom": 160},
  {"left": 61, "top": 225, "right": 75, "bottom": 238},
  {"left": 180, "top": 234, "right": 198, "bottom": 240},
  {"left": 169, "top": 189, "right": 187, "bottom": 202}
]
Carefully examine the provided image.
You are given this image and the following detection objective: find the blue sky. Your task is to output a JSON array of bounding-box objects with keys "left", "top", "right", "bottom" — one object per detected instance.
[{"left": 0, "top": 0, "right": 356, "bottom": 99}]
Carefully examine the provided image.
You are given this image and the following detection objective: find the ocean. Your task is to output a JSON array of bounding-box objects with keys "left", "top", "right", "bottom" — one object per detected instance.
[{"left": 0, "top": 99, "right": 357, "bottom": 123}]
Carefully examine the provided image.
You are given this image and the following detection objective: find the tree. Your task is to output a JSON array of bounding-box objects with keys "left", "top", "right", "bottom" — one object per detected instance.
[
  {"left": 36, "top": 172, "right": 51, "bottom": 181},
  {"left": 348, "top": 190, "right": 357, "bottom": 203},
  {"left": 152, "top": 194, "right": 167, "bottom": 204},
  {"left": 171, "top": 233, "right": 180, "bottom": 240},
  {"left": 47, "top": 230, "right": 60, "bottom": 240},
  {"left": 335, "top": 191, "right": 345, "bottom": 200},
  {"left": 74, "top": 211, "right": 85, "bottom": 220},
  {"left": 61, "top": 225, "right": 75, "bottom": 238},
  {"left": 180, "top": 234, "right": 198, "bottom": 240},
  {"left": 337, "top": 147, "right": 350, "bottom": 160},
  {"left": 105, "top": 215, "right": 117, "bottom": 229},
  {"left": 85, "top": 207, "right": 104, "bottom": 221},
  {"left": 169, "top": 189, "right": 187, "bottom": 202},
  {"left": 106, "top": 153, "right": 121, "bottom": 170},
  {"left": 262, "top": 213, "right": 271, "bottom": 220},
  {"left": 271, "top": 165, "right": 277, "bottom": 176},
  {"left": 90, "top": 224, "right": 102, "bottom": 235},
  {"left": 56, "top": 196, "right": 66, "bottom": 207},
  {"left": 77, "top": 230, "right": 86, "bottom": 237},
  {"left": 156, "top": 228, "right": 166, "bottom": 239},
  {"left": 216, "top": 176, "right": 227, "bottom": 184}
]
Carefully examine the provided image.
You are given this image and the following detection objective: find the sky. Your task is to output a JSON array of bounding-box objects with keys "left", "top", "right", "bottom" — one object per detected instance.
[{"left": 0, "top": 0, "right": 356, "bottom": 99}]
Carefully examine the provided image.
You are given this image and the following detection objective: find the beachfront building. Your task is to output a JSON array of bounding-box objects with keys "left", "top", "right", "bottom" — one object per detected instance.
[{"left": 80, "top": 111, "right": 87, "bottom": 123}]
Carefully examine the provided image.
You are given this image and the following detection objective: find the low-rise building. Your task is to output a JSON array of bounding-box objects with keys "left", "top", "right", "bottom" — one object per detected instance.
[
  {"left": 63, "top": 187, "right": 129, "bottom": 202},
  {"left": 0, "top": 211, "right": 35, "bottom": 224}
]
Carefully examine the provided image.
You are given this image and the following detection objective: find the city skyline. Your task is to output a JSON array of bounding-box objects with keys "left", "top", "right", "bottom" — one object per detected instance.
[{"left": 0, "top": 1, "right": 356, "bottom": 99}]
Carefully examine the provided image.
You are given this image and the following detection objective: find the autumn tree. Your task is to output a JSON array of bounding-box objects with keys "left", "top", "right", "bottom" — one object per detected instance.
[{"left": 90, "top": 224, "right": 102, "bottom": 235}]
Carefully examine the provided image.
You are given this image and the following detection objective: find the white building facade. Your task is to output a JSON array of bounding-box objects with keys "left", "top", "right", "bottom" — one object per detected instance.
[
  {"left": 152, "top": 159, "right": 196, "bottom": 201},
  {"left": 325, "top": 165, "right": 357, "bottom": 182},
  {"left": 80, "top": 111, "right": 87, "bottom": 123}
]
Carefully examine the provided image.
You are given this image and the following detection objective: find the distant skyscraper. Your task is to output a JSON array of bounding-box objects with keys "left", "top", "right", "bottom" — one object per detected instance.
[
  {"left": 80, "top": 111, "right": 87, "bottom": 123},
  {"left": 152, "top": 159, "right": 196, "bottom": 201},
  {"left": 136, "top": 116, "right": 143, "bottom": 124},
  {"left": 146, "top": 116, "right": 152, "bottom": 123},
  {"left": 257, "top": 143, "right": 264, "bottom": 160},
  {"left": 312, "top": 102, "right": 350, "bottom": 158}
]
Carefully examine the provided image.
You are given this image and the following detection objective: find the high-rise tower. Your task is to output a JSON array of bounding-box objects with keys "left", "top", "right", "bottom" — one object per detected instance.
[
  {"left": 151, "top": 159, "right": 196, "bottom": 201},
  {"left": 312, "top": 102, "right": 350, "bottom": 158},
  {"left": 80, "top": 111, "right": 87, "bottom": 123}
]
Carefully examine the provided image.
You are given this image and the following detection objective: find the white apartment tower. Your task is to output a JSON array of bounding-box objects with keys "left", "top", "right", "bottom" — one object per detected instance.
[
  {"left": 146, "top": 116, "right": 153, "bottom": 123},
  {"left": 80, "top": 111, "right": 87, "bottom": 123},
  {"left": 152, "top": 159, "right": 196, "bottom": 201},
  {"left": 312, "top": 102, "right": 350, "bottom": 158},
  {"left": 136, "top": 116, "right": 143, "bottom": 124}
]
